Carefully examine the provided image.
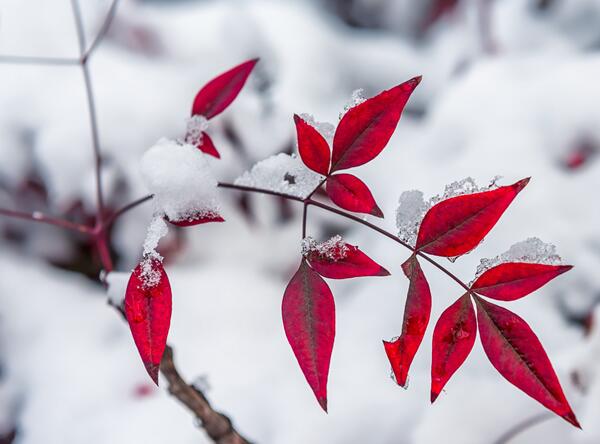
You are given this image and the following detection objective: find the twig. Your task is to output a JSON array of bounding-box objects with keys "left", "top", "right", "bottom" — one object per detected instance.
[
  {"left": 84, "top": 0, "right": 120, "bottom": 61},
  {"left": 0, "top": 208, "right": 92, "bottom": 234},
  {"left": 0, "top": 55, "right": 79, "bottom": 66},
  {"left": 493, "top": 412, "right": 554, "bottom": 444}
]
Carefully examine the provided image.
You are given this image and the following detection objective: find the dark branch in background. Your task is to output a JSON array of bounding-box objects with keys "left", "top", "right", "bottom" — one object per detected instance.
[
  {"left": 0, "top": 2, "right": 252, "bottom": 443},
  {"left": 493, "top": 412, "right": 554, "bottom": 444}
]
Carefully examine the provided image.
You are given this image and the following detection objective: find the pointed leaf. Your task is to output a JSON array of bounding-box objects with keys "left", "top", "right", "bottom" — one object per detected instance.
[
  {"left": 125, "top": 258, "right": 172, "bottom": 385},
  {"left": 471, "top": 263, "right": 573, "bottom": 301},
  {"left": 167, "top": 211, "right": 225, "bottom": 227},
  {"left": 326, "top": 173, "right": 383, "bottom": 217},
  {"left": 384, "top": 255, "right": 431, "bottom": 387},
  {"left": 416, "top": 178, "right": 530, "bottom": 257},
  {"left": 431, "top": 294, "right": 476, "bottom": 402},
  {"left": 331, "top": 76, "right": 421, "bottom": 171},
  {"left": 306, "top": 243, "right": 389, "bottom": 279},
  {"left": 196, "top": 132, "right": 220, "bottom": 158},
  {"left": 294, "top": 114, "right": 331, "bottom": 175},
  {"left": 475, "top": 297, "right": 579, "bottom": 427},
  {"left": 191, "top": 58, "right": 258, "bottom": 119},
  {"left": 282, "top": 260, "right": 335, "bottom": 411}
]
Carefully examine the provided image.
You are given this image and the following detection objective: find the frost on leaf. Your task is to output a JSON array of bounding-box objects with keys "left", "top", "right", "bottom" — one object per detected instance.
[
  {"left": 184, "top": 115, "right": 209, "bottom": 146},
  {"left": 474, "top": 237, "right": 563, "bottom": 280},
  {"left": 338, "top": 89, "right": 367, "bottom": 120},
  {"left": 397, "top": 178, "right": 500, "bottom": 247},
  {"left": 234, "top": 153, "right": 324, "bottom": 199},
  {"left": 298, "top": 113, "right": 335, "bottom": 143},
  {"left": 302, "top": 235, "right": 389, "bottom": 279},
  {"left": 141, "top": 138, "right": 221, "bottom": 225}
]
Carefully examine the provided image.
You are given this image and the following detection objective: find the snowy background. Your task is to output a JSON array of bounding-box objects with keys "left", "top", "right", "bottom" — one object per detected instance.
[{"left": 1, "top": 0, "right": 600, "bottom": 443}]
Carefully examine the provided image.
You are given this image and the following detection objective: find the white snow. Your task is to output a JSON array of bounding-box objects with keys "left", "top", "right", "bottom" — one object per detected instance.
[
  {"left": 106, "top": 271, "right": 131, "bottom": 307},
  {"left": 297, "top": 113, "right": 335, "bottom": 143},
  {"left": 338, "top": 88, "right": 367, "bottom": 120},
  {"left": 234, "top": 153, "right": 324, "bottom": 198},
  {"left": 184, "top": 115, "right": 209, "bottom": 146},
  {"left": 302, "top": 235, "right": 349, "bottom": 261},
  {"left": 140, "top": 138, "right": 220, "bottom": 223}
]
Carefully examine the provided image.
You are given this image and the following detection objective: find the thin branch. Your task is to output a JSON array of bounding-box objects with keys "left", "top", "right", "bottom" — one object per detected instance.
[
  {"left": 84, "top": 0, "right": 120, "bottom": 60},
  {"left": 301, "top": 203, "right": 308, "bottom": 238},
  {"left": 106, "top": 194, "right": 154, "bottom": 227},
  {"left": 70, "top": 0, "right": 87, "bottom": 56},
  {"left": 0, "top": 208, "right": 92, "bottom": 234},
  {"left": 493, "top": 412, "right": 554, "bottom": 444},
  {"left": 0, "top": 55, "right": 79, "bottom": 66},
  {"left": 161, "top": 346, "right": 253, "bottom": 444}
]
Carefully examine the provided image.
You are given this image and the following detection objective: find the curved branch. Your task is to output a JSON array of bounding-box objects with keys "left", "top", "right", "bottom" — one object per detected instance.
[
  {"left": 0, "top": 208, "right": 92, "bottom": 234},
  {"left": 493, "top": 412, "right": 554, "bottom": 444}
]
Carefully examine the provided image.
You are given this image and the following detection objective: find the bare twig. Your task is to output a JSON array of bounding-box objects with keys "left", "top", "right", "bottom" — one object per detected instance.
[
  {"left": 84, "top": 0, "right": 120, "bottom": 61},
  {"left": 493, "top": 412, "right": 554, "bottom": 444},
  {"left": 0, "top": 55, "right": 79, "bottom": 66},
  {"left": 0, "top": 207, "right": 92, "bottom": 234}
]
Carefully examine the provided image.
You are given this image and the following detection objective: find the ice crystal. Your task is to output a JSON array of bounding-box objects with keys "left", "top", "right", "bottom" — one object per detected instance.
[
  {"left": 302, "top": 235, "right": 349, "bottom": 261},
  {"left": 184, "top": 115, "right": 209, "bottom": 146},
  {"left": 339, "top": 88, "right": 367, "bottom": 119}
]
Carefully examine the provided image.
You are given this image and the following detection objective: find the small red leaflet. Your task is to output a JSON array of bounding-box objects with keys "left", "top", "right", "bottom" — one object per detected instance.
[
  {"left": 196, "top": 132, "right": 220, "bottom": 158},
  {"left": 167, "top": 211, "right": 225, "bottom": 227},
  {"left": 384, "top": 255, "right": 431, "bottom": 388},
  {"left": 305, "top": 240, "right": 389, "bottom": 279},
  {"left": 191, "top": 59, "right": 258, "bottom": 119},
  {"left": 325, "top": 173, "right": 383, "bottom": 217},
  {"left": 430, "top": 294, "right": 477, "bottom": 402},
  {"left": 416, "top": 178, "right": 530, "bottom": 257},
  {"left": 294, "top": 114, "right": 331, "bottom": 175},
  {"left": 475, "top": 296, "right": 579, "bottom": 427},
  {"left": 331, "top": 76, "right": 421, "bottom": 172},
  {"left": 282, "top": 260, "right": 335, "bottom": 411},
  {"left": 471, "top": 262, "right": 573, "bottom": 301},
  {"left": 125, "top": 258, "right": 172, "bottom": 385}
]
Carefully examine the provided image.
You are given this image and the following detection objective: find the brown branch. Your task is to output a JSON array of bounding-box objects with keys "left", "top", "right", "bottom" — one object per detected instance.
[{"left": 161, "top": 346, "right": 253, "bottom": 444}]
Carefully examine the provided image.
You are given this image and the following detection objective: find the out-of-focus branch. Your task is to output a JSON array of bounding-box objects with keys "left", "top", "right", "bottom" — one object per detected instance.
[
  {"left": 492, "top": 412, "right": 554, "bottom": 444},
  {"left": 0, "top": 207, "right": 92, "bottom": 233},
  {"left": 161, "top": 346, "right": 253, "bottom": 444}
]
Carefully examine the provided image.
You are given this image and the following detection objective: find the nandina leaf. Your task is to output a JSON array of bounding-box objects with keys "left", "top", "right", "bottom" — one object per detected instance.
[
  {"left": 431, "top": 294, "right": 476, "bottom": 402},
  {"left": 196, "top": 132, "right": 220, "bottom": 158},
  {"left": 125, "top": 258, "right": 172, "bottom": 385},
  {"left": 471, "top": 263, "right": 573, "bottom": 301},
  {"left": 294, "top": 114, "right": 331, "bottom": 175},
  {"left": 325, "top": 173, "right": 383, "bottom": 217},
  {"left": 384, "top": 255, "right": 431, "bottom": 387},
  {"left": 191, "top": 58, "right": 258, "bottom": 119},
  {"left": 282, "top": 260, "right": 335, "bottom": 411},
  {"left": 475, "top": 297, "right": 579, "bottom": 427},
  {"left": 306, "top": 243, "right": 389, "bottom": 279},
  {"left": 416, "top": 178, "right": 530, "bottom": 257},
  {"left": 166, "top": 212, "right": 225, "bottom": 227},
  {"left": 330, "top": 76, "right": 421, "bottom": 172}
]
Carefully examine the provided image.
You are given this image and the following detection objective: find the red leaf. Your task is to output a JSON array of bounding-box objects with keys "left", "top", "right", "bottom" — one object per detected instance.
[
  {"left": 167, "top": 212, "right": 225, "bottom": 227},
  {"left": 431, "top": 294, "right": 476, "bottom": 402},
  {"left": 196, "top": 132, "right": 220, "bottom": 158},
  {"left": 282, "top": 260, "right": 335, "bottom": 411},
  {"left": 416, "top": 178, "right": 530, "bottom": 257},
  {"left": 306, "top": 242, "right": 389, "bottom": 279},
  {"left": 384, "top": 255, "right": 431, "bottom": 387},
  {"left": 326, "top": 173, "right": 383, "bottom": 217},
  {"left": 294, "top": 114, "right": 331, "bottom": 175},
  {"left": 125, "top": 258, "right": 172, "bottom": 385},
  {"left": 471, "top": 263, "right": 573, "bottom": 301},
  {"left": 191, "top": 58, "right": 258, "bottom": 119},
  {"left": 331, "top": 76, "right": 421, "bottom": 172},
  {"left": 475, "top": 297, "right": 579, "bottom": 427}
]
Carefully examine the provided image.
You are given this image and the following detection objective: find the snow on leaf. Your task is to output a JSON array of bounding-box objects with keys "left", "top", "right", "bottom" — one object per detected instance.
[
  {"left": 338, "top": 89, "right": 367, "bottom": 120},
  {"left": 298, "top": 113, "right": 335, "bottom": 143},
  {"left": 294, "top": 114, "right": 331, "bottom": 175},
  {"left": 234, "top": 153, "right": 324, "bottom": 199},
  {"left": 282, "top": 260, "right": 335, "bottom": 411},
  {"left": 325, "top": 173, "right": 383, "bottom": 217},
  {"left": 431, "top": 294, "right": 477, "bottom": 402},
  {"left": 475, "top": 296, "right": 580, "bottom": 427},
  {"left": 384, "top": 255, "right": 431, "bottom": 387},
  {"left": 191, "top": 58, "right": 258, "bottom": 119},
  {"left": 415, "top": 178, "right": 530, "bottom": 257},
  {"left": 140, "top": 138, "right": 222, "bottom": 225},
  {"left": 125, "top": 258, "right": 172, "bottom": 385},
  {"left": 330, "top": 76, "right": 421, "bottom": 172},
  {"left": 303, "top": 235, "right": 390, "bottom": 279},
  {"left": 184, "top": 115, "right": 209, "bottom": 146}
]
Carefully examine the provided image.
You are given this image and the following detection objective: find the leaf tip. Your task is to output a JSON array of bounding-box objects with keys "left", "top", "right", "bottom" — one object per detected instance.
[
  {"left": 430, "top": 390, "right": 440, "bottom": 403},
  {"left": 370, "top": 204, "right": 384, "bottom": 218},
  {"left": 377, "top": 267, "right": 391, "bottom": 277},
  {"left": 563, "top": 410, "right": 581, "bottom": 429},
  {"left": 514, "top": 177, "right": 531, "bottom": 192},
  {"left": 318, "top": 397, "right": 328, "bottom": 413},
  {"left": 410, "top": 75, "right": 423, "bottom": 87},
  {"left": 145, "top": 362, "right": 160, "bottom": 386}
]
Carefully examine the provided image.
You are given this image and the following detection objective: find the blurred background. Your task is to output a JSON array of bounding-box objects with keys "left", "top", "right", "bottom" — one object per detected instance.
[{"left": 0, "top": 0, "right": 599, "bottom": 442}]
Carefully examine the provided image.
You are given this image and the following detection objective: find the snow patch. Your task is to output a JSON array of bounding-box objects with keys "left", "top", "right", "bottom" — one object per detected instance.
[
  {"left": 184, "top": 115, "right": 209, "bottom": 146},
  {"left": 302, "top": 235, "right": 349, "bottom": 261},
  {"left": 339, "top": 88, "right": 367, "bottom": 119},
  {"left": 234, "top": 153, "right": 324, "bottom": 199},
  {"left": 105, "top": 271, "right": 130, "bottom": 307},
  {"left": 297, "top": 113, "right": 335, "bottom": 143},
  {"left": 140, "top": 138, "right": 219, "bottom": 223}
]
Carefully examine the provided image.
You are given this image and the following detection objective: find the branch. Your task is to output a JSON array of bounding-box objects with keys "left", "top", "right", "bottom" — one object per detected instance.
[
  {"left": 0, "top": 208, "right": 92, "bottom": 233},
  {"left": 0, "top": 55, "right": 79, "bottom": 66},
  {"left": 493, "top": 412, "right": 554, "bottom": 444}
]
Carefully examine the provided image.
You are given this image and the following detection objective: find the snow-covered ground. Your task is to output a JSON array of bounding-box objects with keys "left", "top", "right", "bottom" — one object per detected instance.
[{"left": 1, "top": 0, "right": 599, "bottom": 442}]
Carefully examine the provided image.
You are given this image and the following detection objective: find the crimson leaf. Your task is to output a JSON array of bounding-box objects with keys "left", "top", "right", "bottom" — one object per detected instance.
[
  {"left": 475, "top": 296, "right": 579, "bottom": 427},
  {"left": 196, "top": 132, "right": 220, "bottom": 158},
  {"left": 416, "top": 178, "right": 530, "bottom": 257},
  {"left": 384, "top": 255, "right": 431, "bottom": 387},
  {"left": 125, "top": 258, "right": 172, "bottom": 385},
  {"left": 331, "top": 76, "right": 421, "bottom": 172},
  {"left": 294, "top": 114, "right": 331, "bottom": 175},
  {"left": 191, "top": 58, "right": 258, "bottom": 119},
  {"left": 306, "top": 243, "right": 389, "bottom": 279},
  {"left": 326, "top": 173, "right": 383, "bottom": 217},
  {"left": 282, "top": 260, "right": 335, "bottom": 411},
  {"left": 471, "top": 262, "right": 573, "bottom": 301},
  {"left": 431, "top": 294, "right": 477, "bottom": 402},
  {"left": 167, "top": 212, "right": 225, "bottom": 227}
]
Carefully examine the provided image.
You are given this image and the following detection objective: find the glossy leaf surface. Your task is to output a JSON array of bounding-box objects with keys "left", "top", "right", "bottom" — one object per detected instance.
[
  {"left": 326, "top": 173, "right": 383, "bottom": 217},
  {"left": 294, "top": 114, "right": 331, "bottom": 175}
]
